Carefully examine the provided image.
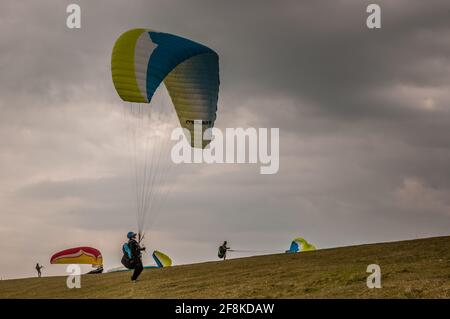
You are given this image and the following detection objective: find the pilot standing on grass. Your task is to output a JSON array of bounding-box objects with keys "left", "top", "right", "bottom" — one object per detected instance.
[
  {"left": 218, "top": 241, "right": 230, "bottom": 260},
  {"left": 35, "top": 263, "right": 44, "bottom": 278},
  {"left": 124, "top": 232, "right": 145, "bottom": 283}
]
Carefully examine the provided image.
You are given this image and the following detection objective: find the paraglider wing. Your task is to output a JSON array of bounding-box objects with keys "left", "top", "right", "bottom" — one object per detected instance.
[
  {"left": 107, "top": 264, "right": 158, "bottom": 273},
  {"left": 286, "top": 237, "right": 316, "bottom": 253},
  {"left": 111, "top": 28, "right": 220, "bottom": 148},
  {"left": 50, "top": 247, "right": 103, "bottom": 265},
  {"left": 152, "top": 250, "right": 172, "bottom": 268}
]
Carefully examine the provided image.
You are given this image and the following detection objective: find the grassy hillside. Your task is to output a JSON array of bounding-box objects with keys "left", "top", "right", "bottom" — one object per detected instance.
[{"left": 1, "top": 236, "right": 449, "bottom": 298}]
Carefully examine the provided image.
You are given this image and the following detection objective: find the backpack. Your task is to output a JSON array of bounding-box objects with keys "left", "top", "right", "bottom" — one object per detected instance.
[
  {"left": 121, "top": 242, "right": 135, "bottom": 269},
  {"left": 218, "top": 246, "right": 226, "bottom": 258},
  {"left": 122, "top": 242, "right": 133, "bottom": 259}
]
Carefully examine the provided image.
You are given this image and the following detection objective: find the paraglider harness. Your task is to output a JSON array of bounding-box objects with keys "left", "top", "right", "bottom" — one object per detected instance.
[
  {"left": 121, "top": 239, "right": 143, "bottom": 269},
  {"left": 218, "top": 245, "right": 228, "bottom": 259}
]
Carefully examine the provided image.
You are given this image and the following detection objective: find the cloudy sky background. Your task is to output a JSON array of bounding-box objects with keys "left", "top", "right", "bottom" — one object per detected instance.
[{"left": 1, "top": 0, "right": 449, "bottom": 279}]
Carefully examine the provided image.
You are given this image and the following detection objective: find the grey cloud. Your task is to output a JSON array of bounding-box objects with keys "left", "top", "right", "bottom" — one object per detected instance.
[{"left": 0, "top": 0, "right": 449, "bottom": 278}]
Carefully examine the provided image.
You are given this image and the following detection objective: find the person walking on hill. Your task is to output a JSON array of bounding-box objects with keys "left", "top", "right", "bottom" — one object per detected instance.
[
  {"left": 218, "top": 241, "right": 230, "bottom": 260},
  {"left": 35, "top": 263, "right": 44, "bottom": 278}
]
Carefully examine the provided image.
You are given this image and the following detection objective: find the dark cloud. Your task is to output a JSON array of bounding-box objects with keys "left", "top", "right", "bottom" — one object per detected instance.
[{"left": 0, "top": 0, "right": 449, "bottom": 278}]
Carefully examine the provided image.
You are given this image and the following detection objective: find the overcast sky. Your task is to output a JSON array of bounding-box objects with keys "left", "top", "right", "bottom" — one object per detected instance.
[{"left": 1, "top": 0, "right": 449, "bottom": 279}]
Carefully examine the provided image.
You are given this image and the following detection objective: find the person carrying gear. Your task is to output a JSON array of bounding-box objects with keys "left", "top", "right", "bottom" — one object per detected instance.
[
  {"left": 35, "top": 263, "right": 44, "bottom": 278},
  {"left": 218, "top": 241, "right": 230, "bottom": 260},
  {"left": 121, "top": 232, "right": 146, "bottom": 282}
]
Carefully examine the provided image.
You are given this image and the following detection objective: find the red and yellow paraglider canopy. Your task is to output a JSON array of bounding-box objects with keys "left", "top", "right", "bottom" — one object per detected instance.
[{"left": 50, "top": 247, "right": 103, "bottom": 265}]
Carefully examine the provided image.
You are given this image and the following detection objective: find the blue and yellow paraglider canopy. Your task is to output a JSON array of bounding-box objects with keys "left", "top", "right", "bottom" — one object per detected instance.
[
  {"left": 152, "top": 250, "right": 172, "bottom": 268},
  {"left": 111, "top": 28, "right": 220, "bottom": 239},
  {"left": 111, "top": 29, "right": 219, "bottom": 148},
  {"left": 286, "top": 237, "right": 316, "bottom": 253}
]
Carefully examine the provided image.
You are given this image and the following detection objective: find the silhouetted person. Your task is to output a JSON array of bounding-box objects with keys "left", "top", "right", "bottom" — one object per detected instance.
[
  {"left": 35, "top": 263, "right": 44, "bottom": 278},
  {"left": 218, "top": 241, "right": 230, "bottom": 260},
  {"left": 121, "top": 232, "right": 146, "bottom": 282}
]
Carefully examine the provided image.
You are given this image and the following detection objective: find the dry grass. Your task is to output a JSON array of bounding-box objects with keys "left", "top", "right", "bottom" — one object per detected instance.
[{"left": 1, "top": 236, "right": 449, "bottom": 298}]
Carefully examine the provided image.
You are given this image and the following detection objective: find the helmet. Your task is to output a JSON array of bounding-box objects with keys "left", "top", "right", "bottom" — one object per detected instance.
[{"left": 127, "top": 232, "right": 137, "bottom": 239}]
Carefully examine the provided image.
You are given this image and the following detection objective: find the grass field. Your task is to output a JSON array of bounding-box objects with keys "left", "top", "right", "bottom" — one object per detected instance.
[{"left": 1, "top": 236, "right": 449, "bottom": 298}]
